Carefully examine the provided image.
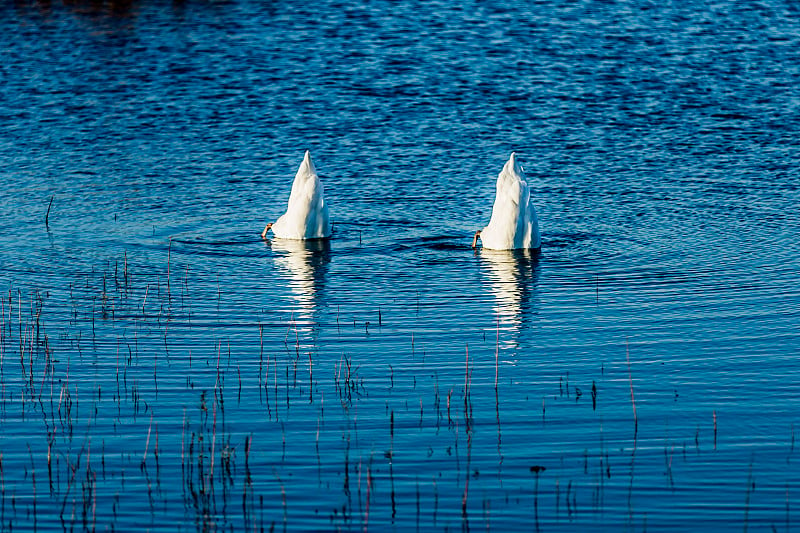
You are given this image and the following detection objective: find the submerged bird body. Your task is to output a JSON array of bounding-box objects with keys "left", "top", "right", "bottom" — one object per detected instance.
[
  {"left": 266, "top": 151, "right": 331, "bottom": 240},
  {"left": 476, "top": 153, "right": 540, "bottom": 250}
]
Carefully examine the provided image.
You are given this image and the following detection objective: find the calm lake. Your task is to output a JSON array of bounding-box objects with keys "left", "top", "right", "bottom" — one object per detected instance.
[{"left": 1, "top": 0, "right": 799, "bottom": 530}]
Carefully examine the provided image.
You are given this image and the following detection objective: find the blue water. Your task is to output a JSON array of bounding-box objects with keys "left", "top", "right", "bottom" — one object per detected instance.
[{"left": 1, "top": 1, "right": 799, "bottom": 531}]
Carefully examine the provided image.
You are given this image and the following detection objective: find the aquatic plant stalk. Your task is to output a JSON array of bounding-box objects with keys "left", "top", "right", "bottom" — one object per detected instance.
[{"left": 626, "top": 338, "right": 637, "bottom": 434}]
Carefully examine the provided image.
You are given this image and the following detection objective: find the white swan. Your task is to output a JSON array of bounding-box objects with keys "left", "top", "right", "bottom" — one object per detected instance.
[
  {"left": 472, "top": 153, "right": 541, "bottom": 250},
  {"left": 262, "top": 150, "right": 331, "bottom": 240}
]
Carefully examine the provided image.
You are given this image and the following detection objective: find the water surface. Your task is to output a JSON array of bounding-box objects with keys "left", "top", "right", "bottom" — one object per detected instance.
[{"left": 1, "top": 1, "right": 799, "bottom": 530}]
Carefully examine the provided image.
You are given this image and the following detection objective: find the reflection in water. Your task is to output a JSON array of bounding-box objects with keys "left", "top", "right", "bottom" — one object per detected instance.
[
  {"left": 479, "top": 249, "right": 540, "bottom": 351},
  {"left": 269, "top": 238, "right": 331, "bottom": 348}
]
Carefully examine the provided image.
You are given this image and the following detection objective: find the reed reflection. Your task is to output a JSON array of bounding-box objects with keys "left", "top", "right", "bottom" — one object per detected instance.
[
  {"left": 479, "top": 249, "right": 540, "bottom": 351},
  {"left": 269, "top": 238, "right": 331, "bottom": 349}
]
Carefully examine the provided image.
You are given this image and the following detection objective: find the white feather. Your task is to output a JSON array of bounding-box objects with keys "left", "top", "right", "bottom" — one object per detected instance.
[
  {"left": 270, "top": 151, "right": 331, "bottom": 240},
  {"left": 479, "top": 153, "right": 541, "bottom": 250}
]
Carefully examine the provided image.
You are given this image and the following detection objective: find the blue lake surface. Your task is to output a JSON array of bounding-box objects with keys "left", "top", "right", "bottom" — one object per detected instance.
[{"left": 1, "top": 0, "right": 799, "bottom": 530}]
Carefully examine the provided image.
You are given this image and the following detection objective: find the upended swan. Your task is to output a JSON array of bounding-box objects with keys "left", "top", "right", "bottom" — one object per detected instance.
[
  {"left": 261, "top": 150, "right": 332, "bottom": 240},
  {"left": 472, "top": 152, "right": 541, "bottom": 250}
]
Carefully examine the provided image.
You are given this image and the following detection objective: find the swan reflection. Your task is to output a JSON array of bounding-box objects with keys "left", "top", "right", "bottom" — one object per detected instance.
[
  {"left": 269, "top": 238, "right": 331, "bottom": 346},
  {"left": 479, "top": 249, "right": 540, "bottom": 351}
]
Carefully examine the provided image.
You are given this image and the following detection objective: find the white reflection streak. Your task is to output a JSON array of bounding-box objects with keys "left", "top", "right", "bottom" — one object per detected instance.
[
  {"left": 481, "top": 250, "right": 526, "bottom": 351},
  {"left": 272, "top": 239, "right": 324, "bottom": 347}
]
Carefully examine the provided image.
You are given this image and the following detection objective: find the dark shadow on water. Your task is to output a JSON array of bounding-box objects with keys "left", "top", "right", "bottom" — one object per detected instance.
[
  {"left": 389, "top": 234, "right": 477, "bottom": 253},
  {"left": 13, "top": 0, "right": 251, "bottom": 25},
  {"left": 420, "top": 234, "right": 473, "bottom": 251},
  {"left": 168, "top": 232, "right": 271, "bottom": 258},
  {"left": 478, "top": 249, "right": 541, "bottom": 351},
  {"left": 172, "top": 236, "right": 260, "bottom": 246},
  {"left": 15, "top": 0, "right": 139, "bottom": 19}
]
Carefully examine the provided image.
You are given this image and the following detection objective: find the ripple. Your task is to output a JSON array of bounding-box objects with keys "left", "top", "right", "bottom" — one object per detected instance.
[{"left": 1, "top": 1, "right": 799, "bottom": 531}]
